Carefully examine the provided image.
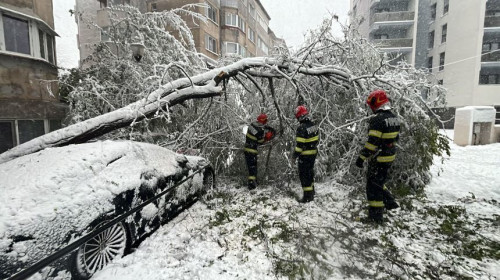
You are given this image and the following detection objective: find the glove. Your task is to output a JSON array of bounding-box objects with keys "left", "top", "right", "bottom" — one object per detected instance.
[
  {"left": 355, "top": 157, "right": 364, "bottom": 168},
  {"left": 264, "top": 131, "right": 274, "bottom": 142}
]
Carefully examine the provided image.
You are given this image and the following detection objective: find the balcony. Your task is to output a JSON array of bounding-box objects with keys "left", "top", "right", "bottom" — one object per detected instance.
[
  {"left": 484, "top": 15, "right": 500, "bottom": 28},
  {"left": 373, "top": 38, "right": 413, "bottom": 49},
  {"left": 221, "top": 0, "right": 244, "bottom": 10},
  {"left": 371, "top": 11, "right": 415, "bottom": 25},
  {"left": 370, "top": 0, "right": 410, "bottom": 9},
  {"left": 481, "top": 51, "right": 500, "bottom": 63}
]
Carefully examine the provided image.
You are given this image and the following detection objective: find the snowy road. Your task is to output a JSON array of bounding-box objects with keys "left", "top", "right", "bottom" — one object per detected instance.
[{"left": 92, "top": 138, "right": 500, "bottom": 280}]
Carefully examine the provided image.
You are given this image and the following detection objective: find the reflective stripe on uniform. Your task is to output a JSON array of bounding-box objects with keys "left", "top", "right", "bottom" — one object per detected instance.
[
  {"left": 303, "top": 185, "right": 314, "bottom": 191},
  {"left": 295, "top": 147, "right": 303, "bottom": 152},
  {"left": 377, "top": 155, "right": 396, "bottom": 162},
  {"left": 301, "top": 150, "right": 317, "bottom": 155},
  {"left": 368, "top": 130, "right": 383, "bottom": 138},
  {"left": 248, "top": 176, "right": 256, "bottom": 181},
  {"left": 244, "top": 148, "right": 258, "bottom": 154},
  {"left": 246, "top": 133, "right": 257, "bottom": 141},
  {"left": 258, "top": 139, "right": 265, "bottom": 144},
  {"left": 359, "top": 155, "right": 367, "bottom": 161},
  {"left": 368, "top": 200, "right": 384, "bottom": 207},
  {"left": 296, "top": 135, "right": 319, "bottom": 143},
  {"left": 364, "top": 142, "right": 378, "bottom": 151},
  {"left": 381, "top": 132, "right": 399, "bottom": 139},
  {"left": 383, "top": 185, "right": 388, "bottom": 190}
]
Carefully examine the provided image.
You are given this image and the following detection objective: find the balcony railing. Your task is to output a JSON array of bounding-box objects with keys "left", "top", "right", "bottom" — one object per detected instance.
[
  {"left": 484, "top": 15, "right": 500, "bottom": 28},
  {"left": 221, "top": 0, "right": 243, "bottom": 9},
  {"left": 481, "top": 51, "right": 500, "bottom": 62},
  {"left": 373, "top": 38, "right": 413, "bottom": 48},
  {"left": 371, "top": 11, "right": 415, "bottom": 25}
]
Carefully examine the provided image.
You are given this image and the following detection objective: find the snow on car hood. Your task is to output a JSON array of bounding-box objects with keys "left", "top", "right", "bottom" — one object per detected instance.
[{"left": 0, "top": 141, "right": 186, "bottom": 243}]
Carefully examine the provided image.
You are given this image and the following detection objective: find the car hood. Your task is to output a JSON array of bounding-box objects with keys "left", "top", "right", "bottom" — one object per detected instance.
[{"left": 0, "top": 141, "right": 201, "bottom": 245}]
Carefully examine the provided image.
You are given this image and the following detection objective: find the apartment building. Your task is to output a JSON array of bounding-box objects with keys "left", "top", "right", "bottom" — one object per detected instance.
[
  {"left": 0, "top": 0, "right": 67, "bottom": 153},
  {"left": 75, "top": 0, "right": 283, "bottom": 67},
  {"left": 148, "top": 0, "right": 282, "bottom": 65},
  {"left": 351, "top": 0, "right": 500, "bottom": 122}
]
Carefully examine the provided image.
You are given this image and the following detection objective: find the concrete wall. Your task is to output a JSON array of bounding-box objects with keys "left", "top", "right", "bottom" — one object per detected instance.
[{"left": 453, "top": 106, "right": 496, "bottom": 146}]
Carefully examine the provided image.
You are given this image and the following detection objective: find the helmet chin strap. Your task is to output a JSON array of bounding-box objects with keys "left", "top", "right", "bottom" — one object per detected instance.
[{"left": 377, "top": 103, "right": 392, "bottom": 112}]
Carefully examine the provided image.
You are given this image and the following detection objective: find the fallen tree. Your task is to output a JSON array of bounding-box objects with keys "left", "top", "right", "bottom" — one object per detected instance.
[{"left": 0, "top": 11, "right": 449, "bottom": 191}]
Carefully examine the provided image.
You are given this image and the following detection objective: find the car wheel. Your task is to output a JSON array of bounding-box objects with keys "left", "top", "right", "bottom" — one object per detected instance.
[
  {"left": 69, "top": 219, "right": 131, "bottom": 279},
  {"left": 203, "top": 167, "right": 215, "bottom": 190}
]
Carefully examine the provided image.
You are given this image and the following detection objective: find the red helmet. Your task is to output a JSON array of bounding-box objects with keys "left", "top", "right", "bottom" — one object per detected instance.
[
  {"left": 257, "top": 113, "right": 268, "bottom": 124},
  {"left": 295, "top": 105, "right": 308, "bottom": 119},
  {"left": 366, "top": 90, "right": 389, "bottom": 112}
]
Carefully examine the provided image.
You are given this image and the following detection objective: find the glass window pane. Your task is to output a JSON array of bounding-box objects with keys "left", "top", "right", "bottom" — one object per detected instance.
[
  {"left": 49, "top": 120, "right": 62, "bottom": 132},
  {"left": 47, "top": 35, "right": 54, "bottom": 64},
  {"left": 38, "top": 29, "right": 46, "bottom": 59},
  {"left": 18, "top": 120, "right": 45, "bottom": 144},
  {"left": 3, "top": 15, "right": 31, "bottom": 55},
  {"left": 0, "top": 121, "right": 15, "bottom": 153}
]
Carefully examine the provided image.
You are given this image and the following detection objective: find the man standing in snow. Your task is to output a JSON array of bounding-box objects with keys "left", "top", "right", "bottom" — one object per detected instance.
[
  {"left": 244, "top": 114, "right": 276, "bottom": 190},
  {"left": 356, "top": 90, "right": 400, "bottom": 223},
  {"left": 293, "top": 105, "right": 319, "bottom": 203}
]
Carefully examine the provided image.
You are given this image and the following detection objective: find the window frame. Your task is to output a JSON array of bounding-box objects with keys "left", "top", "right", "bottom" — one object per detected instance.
[
  {"left": 225, "top": 13, "right": 238, "bottom": 27},
  {"left": 427, "top": 56, "right": 433, "bottom": 72},
  {"left": 248, "top": 28, "right": 255, "bottom": 43},
  {"left": 439, "top": 52, "right": 445, "bottom": 71},
  {"left": 443, "top": 0, "right": 449, "bottom": 15},
  {"left": 430, "top": 3, "right": 437, "bottom": 21},
  {"left": 206, "top": 2, "right": 218, "bottom": 24},
  {"left": 0, "top": 12, "right": 57, "bottom": 65},
  {"left": 428, "top": 30, "right": 435, "bottom": 49},
  {"left": 205, "top": 33, "right": 217, "bottom": 54},
  {"left": 441, "top": 24, "right": 447, "bottom": 44}
]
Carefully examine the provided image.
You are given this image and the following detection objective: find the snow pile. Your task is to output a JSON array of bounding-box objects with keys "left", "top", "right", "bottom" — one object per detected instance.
[{"left": 92, "top": 139, "right": 500, "bottom": 280}]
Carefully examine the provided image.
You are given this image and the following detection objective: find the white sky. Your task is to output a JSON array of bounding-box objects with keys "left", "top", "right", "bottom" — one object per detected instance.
[
  {"left": 260, "top": 0, "right": 350, "bottom": 49},
  {"left": 54, "top": 0, "right": 79, "bottom": 69}
]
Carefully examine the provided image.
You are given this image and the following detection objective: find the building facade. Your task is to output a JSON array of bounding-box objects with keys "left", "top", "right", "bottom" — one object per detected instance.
[
  {"left": 351, "top": 0, "right": 500, "bottom": 122},
  {"left": 75, "top": 0, "right": 283, "bottom": 67},
  {"left": 0, "top": 0, "right": 66, "bottom": 153}
]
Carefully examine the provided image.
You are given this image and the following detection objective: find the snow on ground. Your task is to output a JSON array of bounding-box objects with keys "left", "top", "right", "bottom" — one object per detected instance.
[{"left": 92, "top": 132, "right": 500, "bottom": 280}]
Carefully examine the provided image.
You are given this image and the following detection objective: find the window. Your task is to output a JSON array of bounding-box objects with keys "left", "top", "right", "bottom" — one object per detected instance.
[
  {"left": 429, "top": 31, "right": 434, "bottom": 48},
  {"left": 375, "top": 7, "right": 390, "bottom": 13},
  {"left": 238, "top": 17, "right": 245, "bottom": 31},
  {"left": 0, "top": 121, "right": 15, "bottom": 153},
  {"left": 3, "top": 15, "right": 30, "bottom": 55},
  {"left": 441, "top": 24, "right": 447, "bottom": 43},
  {"left": 257, "top": 36, "right": 269, "bottom": 54},
  {"left": 443, "top": 0, "right": 449, "bottom": 14},
  {"left": 480, "top": 74, "right": 500, "bottom": 84},
  {"left": 428, "top": 56, "right": 433, "bottom": 72},
  {"left": 248, "top": 28, "right": 255, "bottom": 42},
  {"left": 205, "top": 34, "right": 217, "bottom": 53},
  {"left": 439, "top": 52, "right": 445, "bottom": 71},
  {"left": 100, "top": 0, "right": 130, "bottom": 7},
  {"left": 206, "top": 2, "right": 217, "bottom": 23},
  {"left": 225, "top": 42, "right": 246, "bottom": 56},
  {"left": 47, "top": 34, "right": 55, "bottom": 64},
  {"left": 492, "top": 43, "right": 499, "bottom": 50},
  {"left": 249, "top": 3, "right": 255, "bottom": 18},
  {"left": 151, "top": 3, "right": 157, "bottom": 12},
  {"left": 225, "top": 42, "right": 238, "bottom": 54},
  {"left": 431, "top": 3, "right": 436, "bottom": 21},
  {"left": 18, "top": 120, "right": 45, "bottom": 144},
  {"left": 257, "top": 13, "right": 267, "bottom": 30},
  {"left": 38, "top": 29, "right": 46, "bottom": 59},
  {"left": 225, "top": 13, "right": 238, "bottom": 26},
  {"left": 438, "top": 79, "right": 443, "bottom": 85}
]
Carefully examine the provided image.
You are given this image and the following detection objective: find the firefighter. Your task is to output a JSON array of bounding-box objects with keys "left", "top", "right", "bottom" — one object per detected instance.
[
  {"left": 356, "top": 90, "right": 400, "bottom": 223},
  {"left": 293, "top": 105, "right": 319, "bottom": 203},
  {"left": 244, "top": 113, "right": 276, "bottom": 190}
]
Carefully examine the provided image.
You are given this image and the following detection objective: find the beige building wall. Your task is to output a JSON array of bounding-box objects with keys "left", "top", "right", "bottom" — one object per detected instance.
[{"left": 0, "top": 0, "right": 66, "bottom": 153}]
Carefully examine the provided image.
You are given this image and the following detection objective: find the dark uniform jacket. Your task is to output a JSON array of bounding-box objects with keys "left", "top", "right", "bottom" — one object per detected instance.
[
  {"left": 359, "top": 110, "right": 400, "bottom": 164},
  {"left": 294, "top": 117, "right": 319, "bottom": 158},
  {"left": 245, "top": 122, "right": 266, "bottom": 154}
]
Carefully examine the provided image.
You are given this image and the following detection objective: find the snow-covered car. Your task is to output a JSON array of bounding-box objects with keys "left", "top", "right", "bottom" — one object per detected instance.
[{"left": 0, "top": 140, "right": 215, "bottom": 279}]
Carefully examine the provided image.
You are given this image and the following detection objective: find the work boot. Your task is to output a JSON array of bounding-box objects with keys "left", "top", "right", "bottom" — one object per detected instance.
[
  {"left": 368, "top": 207, "right": 384, "bottom": 224},
  {"left": 248, "top": 180, "right": 256, "bottom": 190},
  {"left": 384, "top": 200, "right": 399, "bottom": 211},
  {"left": 299, "top": 191, "right": 315, "bottom": 203}
]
